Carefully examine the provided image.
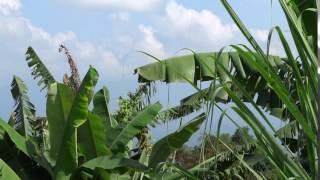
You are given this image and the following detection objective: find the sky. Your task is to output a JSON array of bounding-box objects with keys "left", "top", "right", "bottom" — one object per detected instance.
[{"left": 0, "top": 0, "right": 292, "bottom": 143}]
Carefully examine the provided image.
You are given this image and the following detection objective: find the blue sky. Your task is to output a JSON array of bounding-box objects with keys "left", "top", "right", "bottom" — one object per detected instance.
[{"left": 0, "top": 0, "right": 291, "bottom": 143}]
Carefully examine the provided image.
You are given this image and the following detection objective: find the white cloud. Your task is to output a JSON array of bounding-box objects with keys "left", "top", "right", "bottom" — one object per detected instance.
[
  {"left": 67, "top": 0, "right": 162, "bottom": 12},
  {"left": 251, "top": 29, "right": 269, "bottom": 42},
  {"left": 137, "top": 24, "right": 166, "bottom": 58},
  {"left": 0, "top": 13, "right": 131, "bottom": 83},
  {"left": 0, "top": 0, "right": 279, "bottom": 85},
  {"left": 0, "top": 0, "right": 21, "bottom": 15},
  {"left": 163, "top": 1, "right": 238, "bottom": 49},
  {"left": 0, "top": 15, "right": 76, "bottom": 49},
  {"left": 0, "top": 6, "right": 139, "bottom": 118},
  {"left": 158, "top": 0, "right": 274, "bottom": 52}
]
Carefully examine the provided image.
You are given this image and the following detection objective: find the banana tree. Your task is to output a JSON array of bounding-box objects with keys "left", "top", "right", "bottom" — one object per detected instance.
[
  {"left": 0, "top": 67, "right": 162, "bottom": 179},
  {"left": 134, "top": 0, "right": 318, "bottom": 179},
  {"left": 1, "top": 46, "right": 208, "bottom": 179},
  {"left": 0, "top": 86, "right": 204, "bottom": 179}
]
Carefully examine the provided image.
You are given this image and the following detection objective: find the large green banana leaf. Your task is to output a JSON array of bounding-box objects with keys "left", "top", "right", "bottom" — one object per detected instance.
[
  {"left": 54, "top": 67, "right": 99, "bottom": 180},
  {"left": 0, "top": 118, "right": 30, "bottom": 157},
  {"left": 10, "top": 76, "right": 36, "bottom": 138},
  {"left": 25, "top": 47, "right": 56, "bottom": 91},
  {"left": 108, "top": 102, "right": 162, "bottom": 153},
  {"left": 135, "top": 52, "right": 286, "bottom": 84},
  {"left": 77, "top": 112, "right": 111, "bottom": 160},
  {"left": 77, "top": 86, "right": 119, "bottom": 160},
  {"left": 148, "top": 113, "right": 206, "bottom": 168},
  {"left": 93, "top": 86, "right": 118, "bottom": 130},
  {"left": 80, "top": 156, "right": 148, "bottom": 172},
  {"left": 135, "top": 51, "right": 292, "bottom": 121},
  {"left": 46, "top": 83, "right": 74, "bottom": 162},
  {"left": 0, "top": 159, "right": 20, "bottom": 180}
]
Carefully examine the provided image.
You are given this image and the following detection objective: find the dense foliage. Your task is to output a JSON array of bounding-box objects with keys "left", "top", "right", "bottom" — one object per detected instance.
[
  {"left": 0, "top": 46, "right": 206, "bottom": 179},
  {"left": 0, "top": 0, "right": 318, "bottom": 179},
  {"left": 134, "top": 0, "right": 318, "bottom": 179},
  {"left": 175, "top": 127, "right": 278, "bottom": 179}
]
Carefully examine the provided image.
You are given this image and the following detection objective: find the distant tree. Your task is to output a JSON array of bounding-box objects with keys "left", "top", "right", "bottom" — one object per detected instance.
[{"left": 231, "top": 126, "right": 254, "bottom": 145}]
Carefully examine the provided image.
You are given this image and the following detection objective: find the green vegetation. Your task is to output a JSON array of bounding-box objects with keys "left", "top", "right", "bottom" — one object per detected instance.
[
  {"left": 174, "top": 127, "right": 278, "bottom": 179},
  {"left": 135, "top": 0, "right": 318, "bottom": 179},
  {"left": 0, "top": 0, "right": 318, "bottom": 179},
  {"left": 1, "top": 47, "right": 206, "bottom": 179}
]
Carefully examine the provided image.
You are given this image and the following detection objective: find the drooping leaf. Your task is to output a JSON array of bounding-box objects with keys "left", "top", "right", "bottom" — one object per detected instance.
[
  {"left": 135, "top": 51, "right": 292, "bottom": 121},
  {"left": 25, "top": 47, "right": 55, "bottom": 91},
  {"left": 135, "top": 52, "right": 286, "bottom": 84},
  {"left": 108, "top": 102, "right": 162, "bottom": 153},
  {"left": 148, "top": 113, "right": 206, "bottom": 168},
  {"left": 54, "top": 67, "right": 99, "bottom": 180},
  {"left": 10, "top": 76, "right": 36, "bottom": 138}
]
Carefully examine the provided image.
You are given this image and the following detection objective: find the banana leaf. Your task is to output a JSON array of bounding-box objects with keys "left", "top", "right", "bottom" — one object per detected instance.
[
  {"left": 148, "top": 113, "right": 206, "bottom": 168},
  {"left": 0, "top": 159, "right": 20, "bottom": 180},
  {"left": 54, "top": 67, "right": 99, "bottom": 180},
  {"left": 25, "top": 47, "right": 55, "bottom": 91},
  {"left": 46, "top": 83, "right": 74, "bottom": 162},
  {"left": 108, "top": 102, "right": 162, "bottom": 153}
]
